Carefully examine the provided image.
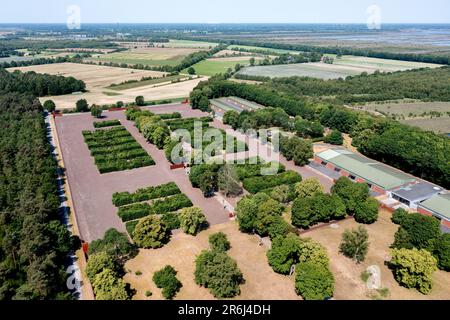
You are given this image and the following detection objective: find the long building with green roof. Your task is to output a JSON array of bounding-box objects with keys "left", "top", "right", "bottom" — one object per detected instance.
[
  {"left": 418, "top": 193, "right": 450, "bottom": 228},
  {"left": 314, "top": 148, "right": 416, "bottom": 194}
]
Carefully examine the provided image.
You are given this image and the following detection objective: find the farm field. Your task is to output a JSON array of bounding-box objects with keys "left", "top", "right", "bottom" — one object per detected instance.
[
  {"left": 401, "top": 118, "right": 450, "bottom": 134},
  {"left": 7, "top": 62, "right": 205, "bottom": 109},
  {"left": 356, "top": 101, "right": 450, "bottom": 118},
  {"left": 184, "top": 57, "right": 260, "bottom": 76},
  {"left": 227, "top": 44, "right": 301, "bottom": 55},
  {"left": 89, "top": 47, "right": 205, "bottom": 67},
  {"left": 107, "top": 75, "right": 195, "bottom": 91},
  {"left": 328, "top": 54, "right": 442, "bottom": 72},
  {"left": 124, "top": 220, "right": 301, "bottom": 300},
  {"left": 303, "top": 209, "right": 450, "bottom": 300},
  {"left": 237, "top": 55, "right": 442, "bottom": 79},
  {"left": 157, "top": 39, "right": 218, "bottom": 48}
]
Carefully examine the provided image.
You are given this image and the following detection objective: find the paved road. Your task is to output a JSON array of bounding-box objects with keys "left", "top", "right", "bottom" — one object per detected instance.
[{"left": 55, "top": 104, "right": 230, "bottom": 242}]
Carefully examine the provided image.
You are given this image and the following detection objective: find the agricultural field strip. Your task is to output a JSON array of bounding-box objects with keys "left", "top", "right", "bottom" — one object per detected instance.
[{"left": 108, "top": 74, "right": 192, "bottom": 91}]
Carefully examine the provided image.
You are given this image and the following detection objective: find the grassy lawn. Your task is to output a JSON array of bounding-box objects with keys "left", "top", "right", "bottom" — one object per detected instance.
[
  {"left": 184, "top": 58, "right": 254, "bottom": 76},
  {"left": 108, "top": 75, "right": 191, "bottom": 91}
]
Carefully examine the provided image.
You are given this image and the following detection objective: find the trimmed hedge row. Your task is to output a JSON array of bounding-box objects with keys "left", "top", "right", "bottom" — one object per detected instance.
[
  {"left": 152, "top": 194, "right": 193, "bottom": 215},
  {"left": 93, "top": 120, "right": 121, "bottom": 128},
  {"left": 112, "top": 182, "right": 181, "bottom": 207},
  {"left": 158, "top": 112, "right": 182, "bottom": 120},
  {"left": 118, "top": 203, "right": 152, "bottom": 222},
  {"left": 117, "top": 194, "right": 193, "bottom": 222},
  {"left": 83, "top": 126, "right": 155, "bottom": 174},
  {"left": 243, "top": 170, "right": 302, "bottom": 194}
]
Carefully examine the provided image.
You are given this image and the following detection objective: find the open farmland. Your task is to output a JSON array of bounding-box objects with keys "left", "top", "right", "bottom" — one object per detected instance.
[
  {"left": 89, "top": 47, "right": 206, "bottom": 67},
  {"left": 185, "top": 57, "right": 261, "bottom": 76},
  {"left": 238, "top": 55, "right": 442, "bottom": 79},
  {"left": 8, "top": 62, "right": 206, "bottom": 109},
  {"left": 401, "top": 118, "right": 450, "bottom": 134},
  {"left": 158, "top": 39, "right": 218, "bottom": 48},
  {"left": 228, "top": 44, "right": 302, "bottom": 55}
]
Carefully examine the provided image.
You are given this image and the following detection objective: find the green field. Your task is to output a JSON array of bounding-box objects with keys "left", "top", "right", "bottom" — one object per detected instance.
[
  {"left": 162, "top": 39, "right": 218, "bottom": 48},
  {"left": 184, "top": 58, "right": 255, "bottom": 76},
  {"left": 227, "top": 45, "right": 301, "bottom": 55},
  {"left": 237, "top": 55, "right": 442, "bottom": 79},
  {"left": 108, "top": 75, "right": 191, "bottom": 91}
]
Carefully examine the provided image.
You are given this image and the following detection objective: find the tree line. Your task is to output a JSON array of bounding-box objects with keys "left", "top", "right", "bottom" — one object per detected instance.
[
  {"left": 0, "top": 68, "right": 86, "bottom": 96},
  {"left": 0, "top": 93, "right": 79, "bottom": 299}
]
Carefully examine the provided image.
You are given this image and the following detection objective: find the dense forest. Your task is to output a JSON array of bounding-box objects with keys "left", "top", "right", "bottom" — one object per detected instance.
[
  {"left": 190, "top": 76, "right": 450, "bottom": 188},
  {"left": 0, "top": 68, "right": 86, "bottom": 96},
  {"left": 0, "top": 72, "right": 82, "bottom": 299}
]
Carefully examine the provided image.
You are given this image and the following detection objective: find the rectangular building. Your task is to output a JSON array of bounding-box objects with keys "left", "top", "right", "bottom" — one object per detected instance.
[
  {"left": 314, "top": 149, "right": 416, "bottom": 195},
  {"left": 418, "top": 193, "right": 450, "bottom": 229}
]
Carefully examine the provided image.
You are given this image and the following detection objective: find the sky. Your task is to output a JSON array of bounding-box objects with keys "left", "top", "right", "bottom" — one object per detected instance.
[{"left": 0, "top": 0, "right": 449, "bottom": 24}]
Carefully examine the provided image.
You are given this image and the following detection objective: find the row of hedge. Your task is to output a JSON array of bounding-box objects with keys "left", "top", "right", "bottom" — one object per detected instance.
[
  {"left": 112, "top": 182, "right": 181, "bottom": 207},
  {"left": 82, "top": 126, "right": 155, "bottom": 174},
  {"left": 117, "top": 194, "right": 193, "bottom": 222},
  {"left": 243, "top": 170, "right": 302, "bottom": 194},
  {"left": 93, "top": 119, "right": 121, "bottom": 128}
]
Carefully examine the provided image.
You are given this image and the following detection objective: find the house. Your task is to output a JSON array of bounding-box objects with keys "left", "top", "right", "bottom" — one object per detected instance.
[{"left": 418, "top": 193, "right": 450, "bottom": 229}]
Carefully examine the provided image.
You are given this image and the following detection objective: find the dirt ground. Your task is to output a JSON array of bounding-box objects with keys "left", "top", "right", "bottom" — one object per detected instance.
[
  {"left": 124, "top": 220, "right": 301, "bottom": 300},
  {"left": 8, "top": 62, "right": 206, "bottom": 109},
  {"left": 54, "top": 104, "right": 229, "bottom": 242},
  {"left": 302, "top": 209, "right": 450, "bottom": 300}
]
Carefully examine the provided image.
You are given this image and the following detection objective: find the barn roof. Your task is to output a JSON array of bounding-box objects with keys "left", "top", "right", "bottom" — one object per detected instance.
[
  {"left": 419, "top": 193, "right": 450, "bottom": 220},
  {"left": 316, "top": 148, "right": 415, "bottom": 190}
]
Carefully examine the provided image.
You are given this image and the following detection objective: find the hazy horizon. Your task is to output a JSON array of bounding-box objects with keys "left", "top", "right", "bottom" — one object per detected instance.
[{"left": 1, "top": 0, "right": 449, "bottom": 24}]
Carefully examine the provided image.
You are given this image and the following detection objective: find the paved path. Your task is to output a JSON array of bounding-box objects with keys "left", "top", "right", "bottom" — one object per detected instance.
[{"left": 55, "top": 104, "right": 229, "bottom": 242}]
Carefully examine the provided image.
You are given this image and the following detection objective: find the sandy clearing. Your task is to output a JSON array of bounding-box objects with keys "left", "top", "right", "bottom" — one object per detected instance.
[
  {"left": 303, "top": 209, "right": 450, "bottom": 300},
  {"left": 124, "top": 221, "right": 301, "bottom": 300}
]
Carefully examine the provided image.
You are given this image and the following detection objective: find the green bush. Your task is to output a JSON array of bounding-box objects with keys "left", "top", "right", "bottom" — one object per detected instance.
[
  {"left": 133, "top": 216, "right": 170, "bottom": 249},
  {"left": 324, "top": 130, "right": 343, "bottom": 145},
  {"left": 389, "top": 248, "right": 437, "bottom": 294},
  {"left": 432, "top": 234, "right": 450, "bottom": 271},
  {"left": 209, "top": 232, "right": 231, "bottom": 252},
  {"left": 295, "top": 261, "right": 334, "bottom": 300},
  {"left": 153, "top": 265, "right": 182, "bottom": 300},
  {"left": 291, "top": 193, "right": 346, "bottom": 229},
  {"left": 161, "top": 212, "right": 181, "bottom": 230},
  {"left": 392, "top": 213, "right": 441, "bottom": 250},
  {"left": 354, "top": 197, "right": 379, "bottom": 224},
  {"left": 195, "top": 250, "right": 244, "bottom": 298},
  {"left": 179, "top": 207, "right": 208, "bottom": 235},
  {"left": 117, "top": 203, "right": 153, "bottom": 222},
  {"left": 152, "top": 194, "right": 193, "bottom": 215},
  {"left": 243, "top": 171, "right": 302, "bottom": 194},
  {"left": 88, "top": 228, "right": 138, "bottom": 262},
  {"left": 391, "top": 208, "right": 409, "bottom": 225},
  {"left": 86, "top": 252, "right": 118, "bottom": 283}
]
